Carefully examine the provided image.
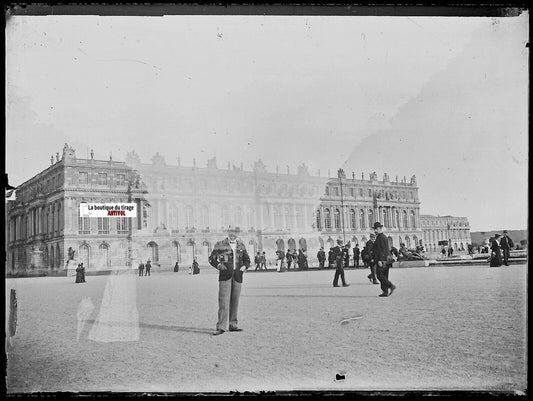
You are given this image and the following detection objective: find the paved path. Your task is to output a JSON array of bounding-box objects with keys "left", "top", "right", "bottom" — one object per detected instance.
[{"left": 5, "top": 264, "right": 527, "bottom": 394}]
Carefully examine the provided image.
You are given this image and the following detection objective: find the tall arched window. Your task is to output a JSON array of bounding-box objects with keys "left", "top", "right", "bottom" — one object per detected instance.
[
  {"left": 324, "top": 208, "right": 331, "bottom": 230},
  {"left": 350, "top": 209, "right": 356, "bottom": 229},
  {"left": 382, "top": 209, "right": 389, "bottom": 228},
  {"left": 147, "top": 241, "right": 159, "bottom": 263},
  {"left": 410, "top": 211, "right": 416, "bottom": 229},
  {"left": 368, "top": 209, "right": 374, "bottom": 227},
  {"left": 402, "top": 211, "right": 408, "bottom": 228},
  {"left": 169, "top": 205, "right": 179, "bottom": 230},
  {"left": 79, "top": 244, "right": 90, "bottom": 269},
  {"left": 246, "top": 208, "right": 254, "bottom": 229},
  {"left": 334, "top": 209, "right": 341, "bottom": 229},
  {"left": 316, "top": 210, "right": 322, "bottom": 230},
  {"left": 201, "top": 205, "right": 209, "bottom": 229},
  {"left": 99, "top": 243, "right": 110, "bottom": 267},
  {"left": 50, "top": 246, "right": 54, "bottom": 269},
  {"left": 56, "top": 243, "right": 61, "bottom": 268},
  {"left": 359, "top": 209, "right": 365, "bottom": 229},
  {"left": 273, "top": 205, "right": 283, "bottom": 228},
  {"left": 234, "top": 206, "right": 242, "bottom": 228},
  {"left": 185, "top": 206, "right": 194, "bottom": 228},
  {"left": 119, "top": 242, "right": 127, "bottom": 265}
]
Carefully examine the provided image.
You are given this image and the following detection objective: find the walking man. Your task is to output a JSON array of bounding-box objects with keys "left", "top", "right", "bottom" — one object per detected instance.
[
  {"left": 365, "top": 234, "right": 378, "bottom": 284},
  {"left": 260, "top": 251, "right": 267, "bottom": 270},
  {"left": 138, "top": 261, "right": 144, "bottom": 277},
  {"left": 254, "top": 252, "right": 261, "bottom": 271},
  {"left": 209, "top": 226, "right": 251, "bottom": 336},
  {"left": 500, "top": 230, "right": 514, "bottom": 266},
  {"left": 372, "top": 222, "right": 396, "bottom": 297},
  {"left": 332, "top": 239, "right": 349, "bottom": 287}
]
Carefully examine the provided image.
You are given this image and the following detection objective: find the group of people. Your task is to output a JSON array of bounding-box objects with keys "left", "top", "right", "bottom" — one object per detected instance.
[
  {"left": 489, "top": 230, "right": 514, "bottom": 267},
  {"left": 329, "top": 222, "right": 396, "bottom": 297},
  {"left": 137, "top": 260, "right": 152, "bottom": 276},
  {"left": 206, "top": 222, "right": 399, "bottom": 336},
  {"left": 253, "top": 252, "right": 268, "bottom": 270},
  {"left": 75, "top": 262, "right": 86, "bottom": 283}
]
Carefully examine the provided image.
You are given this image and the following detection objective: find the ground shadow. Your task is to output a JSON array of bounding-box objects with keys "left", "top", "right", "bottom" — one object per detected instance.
[
  {"left": 242, "top": 294, "right": 377, "bottom": 299},
  {"left": 84, "top": 320, "right": 213, "bottom": 335}
]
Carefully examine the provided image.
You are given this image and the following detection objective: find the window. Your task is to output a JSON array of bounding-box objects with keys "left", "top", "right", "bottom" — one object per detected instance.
[
  {"left": 333, "top": 187, "right": 339, "bottom": 196},
  {"left": 316, "top": 210, "right": 322, "bottom": 230},
  {"left": 359, "top": 209, "right": 365, "bottom": 229},
  {"left": 79, "top": 217, "right": 90, "bottom": 234},
  {"left": 350, "top": 209, "right": 356, "bottom": 229},
  {"left": 116, "top": 174, "right": 125, "bottom": 186},
  {"left": 334, "top": 209, "right": 341, "bottom": 229},
  {"left": 324, "top": 208, "right": 331, "bottom": 230},
  {"left": 99, "top": 244, "right": 110, "bottom": 267},
  {"left": 325, "top": 187, "right": 330, "bottom": 196},
  {"left": 79, "top": 172, "right": 88, "bottom": 185},
  {"left": 98, "top": 217, "right": 109, "bottom": 234},
  {"left": 98, "top": 173, "right": 108, "bottom": 185},
  {"left": 359, "top": 188, "right": 363, "bottom": 197},
  {"left": 350, "top": 188, "right": 355, "bottom": 197},
  {"left": 368, "top": 189, "right": 372, "bottom": 197},
  {"left": 117, "top": 217, "right": 129, "bottom": 234}
]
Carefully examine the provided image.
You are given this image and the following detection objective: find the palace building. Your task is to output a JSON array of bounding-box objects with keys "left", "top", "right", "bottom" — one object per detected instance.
[
  {"left": 420, "top": 215, "right": 472, "bottom": 253},
  {"left": 6, "top": 144, "right": 453, "bottom": 275}
]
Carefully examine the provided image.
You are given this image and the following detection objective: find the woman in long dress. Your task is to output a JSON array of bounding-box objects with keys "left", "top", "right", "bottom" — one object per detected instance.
[
  {"left": 75, "top": 263, "right": 83, "bottom": 283},
  {"left": 490, "top": 235, "right": 503, "bottom": 267}
]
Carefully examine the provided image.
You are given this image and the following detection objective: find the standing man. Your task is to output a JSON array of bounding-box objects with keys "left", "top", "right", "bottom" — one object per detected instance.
[
  {"left": 364, "top": 234, "right": 378, "bottom": 284},
  {"left": 490, "top": 234, "right": 503, "bottom": 267},
  {"left": 500, "top": 230, "right": 514, "bottom": 266},
  {"left": 332, "top": 239, "right": 349, "bottom": 287},
  {"left": 208, "top": 227, "right": 251, "bottom": 336},
  {"left": 317, "top": 247, "right": 326, "bottom": 268},
  {"left": 145, "top": 260, "right": 151, "bottom": 276},
  {"left": 353, "top": 244, "right": 360, "bottom": 269},
  {"left": 254, "top": 252, "right": 261, "bottom": 271},
  {"left": 138, "top": 261, "right": 144, "bottom": 277},
  {"left": 372, "top": 222, "right": 396, "bottom": 297}
]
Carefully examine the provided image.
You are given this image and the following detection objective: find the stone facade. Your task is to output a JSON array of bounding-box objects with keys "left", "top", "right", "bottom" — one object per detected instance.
[
  {"left": 6, "top": 145, "right": 426, "bottom": 274},
  {"left": 420, "top": 214, "right": 472, "bottom": 253}
]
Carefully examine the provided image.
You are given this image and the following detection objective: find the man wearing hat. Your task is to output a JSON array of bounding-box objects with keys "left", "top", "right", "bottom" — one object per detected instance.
[
  {"left": 332, "top": 238, "right": 349, "bottom": 287},
  {"left": 372, "top": 222, "right": 396, "bottom": 297},
  {"left": 489, "top": 234, "right": 503, "bottom": 267},
  {"left": 208, "top": 226, "right": 251, "bottom": 335},
  {"left": 500, "top": 230, "right": 514, "bottom": 266}
]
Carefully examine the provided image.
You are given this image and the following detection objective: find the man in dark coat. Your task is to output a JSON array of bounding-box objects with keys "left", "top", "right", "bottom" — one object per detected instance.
[
  {"left": 364, "top": 234, "right": 378, "bottom": 284},
  {"left": 138, "top": 261, "right": 144, "bottom": 277},
  {"left": 208, "top": 227, "right": 251, "bottom": 336},
  {"left": 500, "top": 230, "right": 514, "bottom": 266},
  {"left": 254, "top": 252, "right": 261, "bottom": 270},
  {"left": 372, "top": 222, "right": 396, "bottom": 297},
  {"left": 353, "top": 244, "right": 361, "bottom": 268},
  {"left": 317, "top": 247, "right": 326, "bottom": 268},
  {"left": 145, "top": 260, "right": 151, "bottom": 276},
  {"left": 332, "top": 239, "right": 349, "bottom": 287},
  {"left": 328, "top": 249, "right": 335, "bottom": 268}
]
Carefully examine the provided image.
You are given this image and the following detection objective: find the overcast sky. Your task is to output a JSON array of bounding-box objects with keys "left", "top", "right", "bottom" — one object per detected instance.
[{"left": 5, "top": 11, "right": 529, "bottom": 232}]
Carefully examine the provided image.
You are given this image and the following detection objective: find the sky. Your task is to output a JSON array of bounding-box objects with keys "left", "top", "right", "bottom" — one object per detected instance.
[{"left": 5, "top": 10, "right": 529, "bottom": 232}]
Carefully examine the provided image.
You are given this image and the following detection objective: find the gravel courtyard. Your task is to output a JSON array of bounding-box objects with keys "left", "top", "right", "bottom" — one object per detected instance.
[{"left": 5, "top": 264, "right": 527, "bottom": 394}]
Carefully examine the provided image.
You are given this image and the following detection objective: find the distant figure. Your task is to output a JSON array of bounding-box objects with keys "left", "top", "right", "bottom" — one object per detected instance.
[
  {"left": 328, "top": 248, "right": 335, "bottom": 268},
  {"left": 138, "top": 261, "right": 144, "bottom": 277},
  {"left": 145, "top": 260, "right": 151, "bottom": 276},
  {"left": 192, "top": 257, "right": 200, "bottom": 274},
  {"left": 317, "top": 247, "right": 326, "bottom": 268},
  {"left": 275, "top": 250, "right": 286, "bottom": 272},
  {"left": 390, "top": 246, "right": 399, "bottom": 262},
  {"left": 490, "top": 234, "right": 502, "bottom": 267},
  {"left": 285, "top": 250, "right": 293, "bottom": 269},
  {"left": 353, "top": 244, "right": 360, "bottom": 268},
  {"left": 447, "top": 247, "right": 454, "bottom": 258},
  {"left": 173, "top": 261, "right": 180, "bottom": 272},
  {"left": 260, "top": 251, "right": 267, "bottom": 270},
  {"left": 500, "top": 230, "right": 514, "bottom": 266},
  {"left": 441, "top": 247, "right": 446, "bottom": 259},
  {"left": 343, "top": 244, "right": 350, "bottom": 268},
  {"left": 75, "top": 263, "right": 85, "bottom": 283},
  {"left": 254, "top": 252, "right": 261, "bottom": 271},
  {"left": 298, "top": 248, "right": 308, "bottom": 270},
  {"left": 332, "top": 239, "right": 349, "bottom": 287}
]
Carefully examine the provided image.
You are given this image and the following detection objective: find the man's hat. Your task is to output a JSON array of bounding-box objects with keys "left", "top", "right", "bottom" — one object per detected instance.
[
  {"left": 227, "top": 225, "right": 240, "bottom": 233},
  {"left": 372, "top": 221, "right": 383, "bottom": 229},
  {"left": 336, "top": 238, "right": 343, "bottom": 244},
  {"left": 503, "top": 230, "right": 508, "bottom": 234},
  {"left": 495, "top": 234, "right": 501, "bottom": 238}
]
